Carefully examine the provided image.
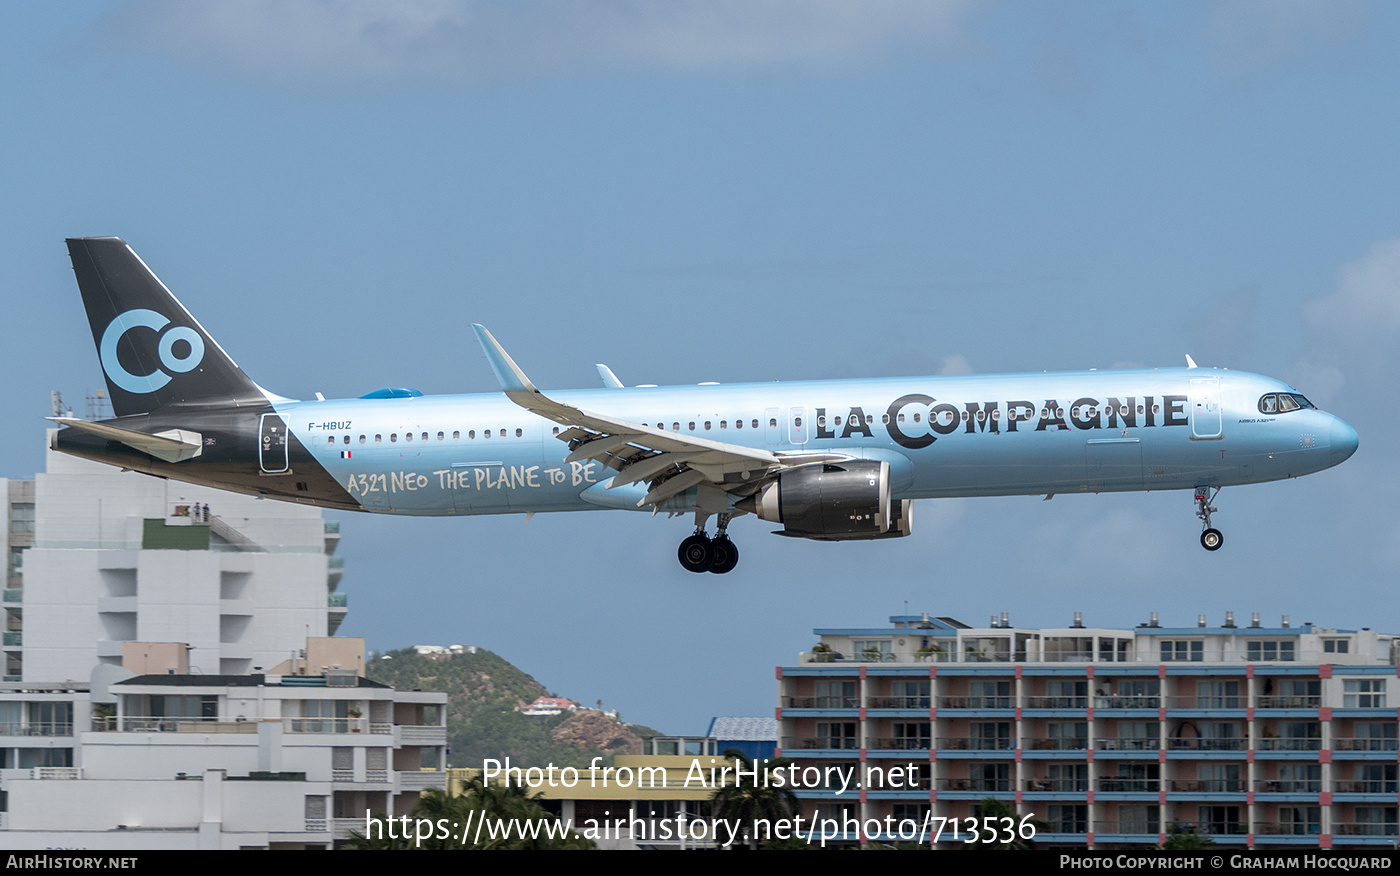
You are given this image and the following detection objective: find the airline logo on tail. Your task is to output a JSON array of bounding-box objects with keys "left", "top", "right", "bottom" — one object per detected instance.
[{"left": 99, "top": 308, "right": 205, "bottom": 394}]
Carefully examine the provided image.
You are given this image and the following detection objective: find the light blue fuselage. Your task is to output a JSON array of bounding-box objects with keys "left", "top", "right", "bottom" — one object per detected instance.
[{"left": 280, "top": 367, "right": 1356, "bottom": 517}]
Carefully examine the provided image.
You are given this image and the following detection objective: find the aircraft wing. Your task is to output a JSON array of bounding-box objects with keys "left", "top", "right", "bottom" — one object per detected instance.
[{"left": 472, "top": 325, "right": 845, "bottom": 508}]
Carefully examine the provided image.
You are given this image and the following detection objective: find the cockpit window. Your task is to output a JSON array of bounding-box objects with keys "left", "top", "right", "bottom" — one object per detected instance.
[{"left": 1258, "top": 393, "right": 1315, "bottom": 414}]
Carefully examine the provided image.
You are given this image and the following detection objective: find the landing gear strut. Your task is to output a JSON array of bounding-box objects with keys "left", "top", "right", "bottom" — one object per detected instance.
[
  {"left": 1195, "top": 486, "right": 1223, "bottom": 551},
  {"left": 677, "top": 514, "right": 740, "bottom": 574}
]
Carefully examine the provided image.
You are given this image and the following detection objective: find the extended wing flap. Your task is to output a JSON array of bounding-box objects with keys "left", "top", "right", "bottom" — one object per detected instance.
[
  {"left": 49, "top": 417, "right": 203, "bottom": 463},
  {"left": 472, "top": 325, "right": 782, "bottom": 506}
]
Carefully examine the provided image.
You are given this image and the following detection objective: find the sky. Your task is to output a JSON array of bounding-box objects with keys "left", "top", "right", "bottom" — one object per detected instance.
[{"left": 3, "top": 1, "right": 1399, "bottom": 737}]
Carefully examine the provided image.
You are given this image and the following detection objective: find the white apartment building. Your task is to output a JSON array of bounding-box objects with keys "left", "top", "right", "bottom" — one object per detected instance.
[
  {"left": 0, "top": 651, "right": 446, "bottom": 849},
  {"left": 4, "top": 434, "right": 346, "bottom": 681}
]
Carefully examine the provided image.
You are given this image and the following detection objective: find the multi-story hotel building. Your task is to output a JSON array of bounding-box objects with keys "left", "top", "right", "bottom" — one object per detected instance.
[{"left": 777, "top": 612, "right": 1399, "bottom": 849}]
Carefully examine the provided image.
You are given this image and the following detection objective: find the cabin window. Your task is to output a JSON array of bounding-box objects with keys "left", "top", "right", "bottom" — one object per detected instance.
[
  {"left": 1151, "top": 404, "right": 1160, "bottom": 415},
  {"left": 483, "top": 430, "right": 490, "bottom": 439},
  {"left": 552, "top": 427, "right": 559, "bottom": 435},
  {"left": 817, "top": 415, "right": 826, "bottom": 427},
  {"left": 882, "top": 414, "right": 890, "bottom": 424},
  {"left": 437, "top": 432, "right": 444, "bottom": 441},
  {"left": 468, "top": 430, "right": 475, "bottom": 439},
  {"left": 515, "top": 428, "right": 523, "bottom": 438},
  {"left": 672, "top": 422, "right": 680, "bottom": 431},
  {"left": 374, "top": 434, "right": 382, "bottom": 443},
  {"left": 735, "top": 419, "right": 742, "bottom": 429},
  {"left": 452, "top": 431, "right": 460, "bottom": 440},
  {"left": 911, "top": 413, "right": 920, "bottom": 423},
  {"left": 405, "top": 432, "right": 413, "bottom": 442},
  {"left": 422, "top": 432, "right": 428, "bottom": 442},
  {"left": 390, "top": 434, "right": 397, "bottom": 443},
  {"left": 359, "top": 435, "right": 366, "bottom": 444},
  {"left": 327, "top": 436, "right": 334, "bottom": 446},
  {"left": 720, "top": 420, "right": 727, "bottom": 429},
  {"left": 688, "top": 422, "right": 696, "bottom": 431},
  {"left": 752, "top": 419, "right": 759, "bottom": 429},
  {"left": 898, "top": 414, "right": 906, "bottom": 423},
  {"left": 343, "top": 435, "right": 350, "bottom": 444}
]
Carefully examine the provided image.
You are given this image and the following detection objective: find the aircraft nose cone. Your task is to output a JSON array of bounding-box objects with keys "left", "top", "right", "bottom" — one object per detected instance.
[{"left": 1330, "top": 417, "right": 1359, "bottom": 466}]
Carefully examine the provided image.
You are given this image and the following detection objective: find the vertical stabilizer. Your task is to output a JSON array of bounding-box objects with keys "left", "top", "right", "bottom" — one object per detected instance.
[{"left": 67, "top": 237, "right": 268, "bottom": 417}]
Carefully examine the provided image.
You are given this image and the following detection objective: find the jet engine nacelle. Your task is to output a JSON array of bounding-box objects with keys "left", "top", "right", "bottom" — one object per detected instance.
[{"left": 741, "top": 460, "right": 914, "bottom": 541}]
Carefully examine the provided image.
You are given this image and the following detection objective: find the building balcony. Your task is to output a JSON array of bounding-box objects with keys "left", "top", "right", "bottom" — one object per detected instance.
[
  {"left": 936, "top": 778, "right": 1011, "bottom": 792},
  {"left": 1093, "top": 695, "right": 1162, "bottom": 709},
  {"left": 936, "top": 696, "right": 1012, "bottom": 709},
  {"left": 1334, "top": 780, "right": 1399, "bottom": 794},
  {"left": 397, "top": 724, "right": 447, "bottom": 746},
  {"left": 936, "top": 737, "right": 1015, "bottom": 751},
  {"left": 865, "top": 696, "right": 930, "bottom": 709},
  {"left": 1094, "top": 820, "right": 1160, "bottom": 835},
  {"left": 1254, "top": 821, "right": 1322, "bottom": 837},
  {"left": 1169, "top": 779, "right": 1246, "bottom": 792},
  {"left": 781, "top": 696, "right": 859, "bottom": 709},
  {"left": 1095, "top": 778, "right": 1159, "bottom": 792},
  {"left": 1163, "top": 738, "right": 1246, "bottom": 751},
  {"left": 1255, "top": 738, "right": 1322, "bottom": 751},
  {"left": 397, "top": 769, "right": 447, "bottom": 791},
  {"left": 1025, "top": 737, "right": 1089, "bottom": 751},
  {"left": 1025, "top": 779, "right": 1089, "bottom": 792},
  {"left": 1333, "top": 737, "right": 1399, "bottom": 752},
  {"left": 1256, "top": 696, "right": 1322, "bottom": 709},
  {"left": 869, "top": 736, "right": 930, "bottom": 751},
  {"left": 1098, "top": 738, "right": 1166, "bottom": 751},
  {"left": 782, "top": 736, "right": 859, "bottom": 751},
  {"left": 1334, "top": 822, "right": 1400, "bottom": 837},
  {"left": 0, "top": 720, "right": 71, "bottom": 737},
  {"left": 1025, "top": 697, "right": 1089, "bottom": 709},
  {"left": 1254, "top": 780, "right": 1321, "bottom": 793}
]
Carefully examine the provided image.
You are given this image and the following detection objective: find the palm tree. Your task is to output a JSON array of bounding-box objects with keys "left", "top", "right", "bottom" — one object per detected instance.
[{"left": 710, "top": 748, "right": 799, "bottom": 850}]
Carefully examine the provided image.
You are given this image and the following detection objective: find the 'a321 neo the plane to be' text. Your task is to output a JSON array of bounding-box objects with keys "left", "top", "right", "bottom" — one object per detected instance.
[{"left": 52, "top": 238, "right": 1359, "bottom": 574}]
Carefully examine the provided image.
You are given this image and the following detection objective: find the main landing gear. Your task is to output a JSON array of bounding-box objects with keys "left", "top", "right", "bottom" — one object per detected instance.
[
  {"left": 1195, "top": 486, "right": 1223, "bottom": 551},
  {"left": 678, "top": 515, "right": 740, "bottom": 574}
]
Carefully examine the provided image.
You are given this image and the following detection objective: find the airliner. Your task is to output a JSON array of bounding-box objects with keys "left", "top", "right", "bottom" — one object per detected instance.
[{"left": 53, "top": 238, "right": 1358, "bottom": 573}]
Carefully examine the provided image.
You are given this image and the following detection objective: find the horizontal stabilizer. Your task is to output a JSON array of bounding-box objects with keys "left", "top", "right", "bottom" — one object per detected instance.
[{"left": 49, "top": 417, "right": 203, "bottom": 463}]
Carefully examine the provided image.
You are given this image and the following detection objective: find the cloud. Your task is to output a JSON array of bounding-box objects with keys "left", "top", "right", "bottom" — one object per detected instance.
[
  {"left": 1304, "top": 235, "right": 1400, "bottom": 338},
  {"left": 101, "top": 0, "right": 979, "bottom": 85},
  {"left": 1206, "top": 0, "right": 1369, "bottom": 70},
  {"left": 936, "top": 354, "right": 974, "bottom": 375}
]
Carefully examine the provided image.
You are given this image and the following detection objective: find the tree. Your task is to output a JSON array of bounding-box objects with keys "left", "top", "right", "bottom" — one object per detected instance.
[
  {"left": 710, "top": 748, "right": 800, "bottom": 850},
  {"left": 1160, "top": 825, "right": 1215, "bottom": 849}
]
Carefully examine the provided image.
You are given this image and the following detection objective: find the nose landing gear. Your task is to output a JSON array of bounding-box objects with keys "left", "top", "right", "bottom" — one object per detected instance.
[{"left": 1196, "top": 486, "right": 1223, "bottom": 551}]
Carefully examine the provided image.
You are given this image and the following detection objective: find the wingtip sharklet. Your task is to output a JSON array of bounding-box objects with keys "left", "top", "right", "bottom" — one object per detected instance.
[{"left": 471, "top": 324, "right": 537, "bottom": 397}]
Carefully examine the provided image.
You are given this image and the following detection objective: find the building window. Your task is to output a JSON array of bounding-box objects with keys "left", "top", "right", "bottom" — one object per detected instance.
[
  {"left": 1246, "top": 640, "right": 1295, "bottom": 661},
  {"left": 816, "top": 721, "right": 857, "bottom": 750},
  {"left": 1324, "top": 639, "right": 1350, "bottom": 654},
  {"left": 1345, "top": 679, "right": 1387, "bottom": 708},
  {"left": 9, "top": 504, "right": 34, "bottom": 534},
  {"left": 853, "top": 640, "right": 891, "bottom": 662},
  {"left": 1049, "top": 804, "right": 1087, "bottom": 834},
  {"left": 1160, "top": 640, "right": 1203, "bottom": 661}
]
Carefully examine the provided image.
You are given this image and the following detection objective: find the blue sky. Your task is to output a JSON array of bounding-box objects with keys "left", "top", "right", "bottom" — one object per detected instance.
[{"left": 4, "top": 1, "right": 1399, "bottom": 737}]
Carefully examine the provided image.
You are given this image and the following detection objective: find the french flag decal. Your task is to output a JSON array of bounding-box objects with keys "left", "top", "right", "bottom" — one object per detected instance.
[{"left": 340, "top": 450, "right": 352, "bottom": 459}]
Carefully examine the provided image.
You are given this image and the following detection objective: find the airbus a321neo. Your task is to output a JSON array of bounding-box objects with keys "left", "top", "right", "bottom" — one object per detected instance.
[{"left": 53, "top": 238, "right": 1359, "bottom": 574}]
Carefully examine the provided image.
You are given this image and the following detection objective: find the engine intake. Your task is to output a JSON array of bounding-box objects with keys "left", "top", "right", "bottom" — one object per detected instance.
[{"left": 740, "top": 460, "right": 913, "bottom": 541}]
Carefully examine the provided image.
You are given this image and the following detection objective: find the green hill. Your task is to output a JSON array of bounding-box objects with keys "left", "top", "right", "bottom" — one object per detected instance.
[{"left": 367, "top": 647, "right": 663, "bottom": 769}]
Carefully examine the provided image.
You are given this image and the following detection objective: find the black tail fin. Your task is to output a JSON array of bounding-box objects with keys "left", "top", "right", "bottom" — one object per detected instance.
[{"left": 67, "top": 237, "right": 268, "bottom": 417}]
